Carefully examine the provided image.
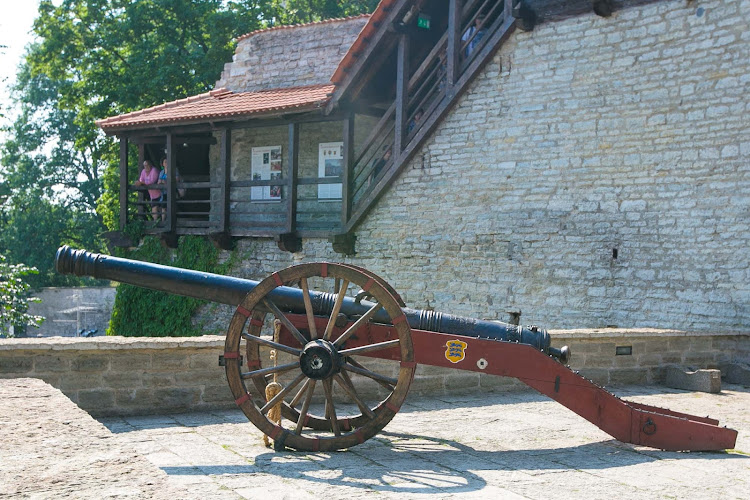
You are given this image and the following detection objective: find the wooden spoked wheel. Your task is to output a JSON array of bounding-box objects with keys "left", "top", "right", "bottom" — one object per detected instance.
[{"left": 224, "top": 262, "right": 415, "bottom": 451}]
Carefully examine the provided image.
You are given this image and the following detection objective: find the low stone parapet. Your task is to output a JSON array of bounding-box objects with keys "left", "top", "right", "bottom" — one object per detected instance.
[{"left": 0, "top": 329, "right": 747, "bottom": 416}]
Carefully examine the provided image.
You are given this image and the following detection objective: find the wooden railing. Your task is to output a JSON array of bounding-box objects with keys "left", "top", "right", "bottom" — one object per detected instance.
[{"left": 344, "top": 0, "right": 515, "bottom": 231}]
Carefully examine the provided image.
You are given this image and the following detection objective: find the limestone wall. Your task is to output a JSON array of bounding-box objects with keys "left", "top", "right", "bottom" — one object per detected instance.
[
  {"left": 215, "top": 17, "right": 368, "bottom": 92},
  {"left": 0, "top": 330, "right": 746, "bottom": 416},
  {"left": 208, "top": 0, "right": 749, "bottom": 333}
]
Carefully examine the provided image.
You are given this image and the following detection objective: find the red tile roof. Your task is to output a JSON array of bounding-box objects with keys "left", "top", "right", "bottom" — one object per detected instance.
[
  {"left": 331, "top": 0, "right": 399, "bottom": 85},
  {"left": 236, "top": 14, "right": 370, "bottom": 42},
  {"left": 96, "top": 84, "right": 335, "bottom": 131}
]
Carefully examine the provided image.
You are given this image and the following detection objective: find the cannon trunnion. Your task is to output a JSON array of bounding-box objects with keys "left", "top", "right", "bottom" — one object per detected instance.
[{"left": 55, "top": 246, "right": 737, "bottom": 452}]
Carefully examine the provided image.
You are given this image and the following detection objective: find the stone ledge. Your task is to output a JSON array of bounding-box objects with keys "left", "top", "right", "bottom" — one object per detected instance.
[
  {"left": 0, "top": 335, "right": 225, "bottom": 351},
  {"left": 3, "top": 329, "right": 748, "bottom": 352},
  {"left": 550, "top": 328, "right": 750, "bottom": 339}
]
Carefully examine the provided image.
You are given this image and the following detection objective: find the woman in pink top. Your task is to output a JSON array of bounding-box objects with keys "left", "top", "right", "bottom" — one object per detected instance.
[{"left": 134, "top": 160, "right": 161, "bottom": 221}]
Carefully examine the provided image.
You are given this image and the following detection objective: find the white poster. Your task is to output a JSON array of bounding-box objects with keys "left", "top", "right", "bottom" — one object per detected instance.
[
  {"left": 318, "top": 142, "right": 343, "bottom": 200},
  {"left": 251, "top": 146, "right": 282, "bottom": 201}
]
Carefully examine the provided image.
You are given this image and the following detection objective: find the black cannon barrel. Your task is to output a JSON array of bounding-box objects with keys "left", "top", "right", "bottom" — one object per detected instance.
[{"left": 55, "top": 246, "right": 569, "bottom": 362}]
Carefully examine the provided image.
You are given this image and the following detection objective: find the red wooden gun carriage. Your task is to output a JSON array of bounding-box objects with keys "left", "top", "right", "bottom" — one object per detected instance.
[{"left": 56, "top": 246, "right": 737, "bottom": 452}]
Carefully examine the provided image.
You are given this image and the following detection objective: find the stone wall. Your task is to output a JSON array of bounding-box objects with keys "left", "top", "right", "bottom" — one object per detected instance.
[
  {"left": 204, "top": 0, "right": 748, "bottom": 334},
  {"left": 0, "top": 330, "right": 747, "bottom": 416},
  {"left": 0, "top": 336, "right": 232, "bottom": 417},
  {"left": 215, "top": 17, "right": 368, "bottom": 92},
  {"left": 354, "top": 0, "right": 748, "bottom": 331}
]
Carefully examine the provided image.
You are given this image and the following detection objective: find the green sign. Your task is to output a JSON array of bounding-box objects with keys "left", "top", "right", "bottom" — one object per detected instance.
[{"left": 417, "top": 13, "right": 431, "bottom": 29}]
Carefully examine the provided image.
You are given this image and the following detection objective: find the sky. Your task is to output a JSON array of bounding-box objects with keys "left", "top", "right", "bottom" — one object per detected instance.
[
  {"left": 0, "top": 1, "right": 41, "bottom": 118},
  {"left": 0, "top": 0, "right": 40, "bottom": 154}
]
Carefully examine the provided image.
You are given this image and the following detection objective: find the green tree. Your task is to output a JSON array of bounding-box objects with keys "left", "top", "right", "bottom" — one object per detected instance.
[
  {"left": 0, "top": 255, "right": 43, "bottom": 337},
  {"left": 1, "top": 0, "right": 267, "bottom": 284},
  {"left": 268, "top": 0, "right": 379, "bottom": 24},
  {"left": 1, "top": 0, "right": 377, "bottom": 290}
]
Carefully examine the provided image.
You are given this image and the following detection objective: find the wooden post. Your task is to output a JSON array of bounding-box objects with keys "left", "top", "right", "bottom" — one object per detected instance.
[
  {"left": 137, "top": 143, "right": 145, "bottom": 220},
  {"left": 341, "top": 114, "right": 355, "bottom": 226},
  {"left": 119, "top": 137, "right": 128, "bottom": 230},
  {"left": 219, "top": 128, "right": 231, "bottom": 234},
  {"left": 286, "top": 123, "right": 299, "bottom": 234},
  {"left": 394, "top": 33, "right": 410, "bottom": 155},
  {"left": 166, "top": 133, "right": 176, "bottom": 233},
  {"left": 447, "top": 0, "right": 462, "bottom": 94}
]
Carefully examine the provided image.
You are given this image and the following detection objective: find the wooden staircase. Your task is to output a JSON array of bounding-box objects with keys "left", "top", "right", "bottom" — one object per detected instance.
[{"left": 343, "top": 0, "right": 518, "bottom": 233}]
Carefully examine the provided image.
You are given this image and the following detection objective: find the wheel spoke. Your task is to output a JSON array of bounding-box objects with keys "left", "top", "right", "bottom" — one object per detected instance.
[
  {"left": 241, "top": 332, "right": 302, "bottom": 356},
  {"left": 342, "top": 361, "right": 398, "bottom": 387},
  {"left": 333, "top": 301, "right": 383, "bottom": 347},
  {"left": 323, "top": 279, "right": 349, "bottom": 341},
  {"left": 339, "top": 339, "right": 400, "bottom": 356},
  {"left": 333, "top": 373, "right": 376, "bottom": 420},
  {"left": 260, "top": 372, "right": 306, "bottom": 414},
  {"left": 295, "top": 379, "right": 316, "bottom": 435},
  {"left": 346, "top": 357, "right": 396, "bottom": 391},
  {"left": 262, "top": 298, "right": 308, "bottom": 346},
  {"left": 323, "top": 378, "right": 340, "bottom": 436},
  {"left": 241, "top": 361, "right": 299, "bottom": 380},
  {"left": 290, "top": 378, "right": 311, "bottom": 408},
  {"left": 299, "top": 277, "right": 318, "bottom": 339}
]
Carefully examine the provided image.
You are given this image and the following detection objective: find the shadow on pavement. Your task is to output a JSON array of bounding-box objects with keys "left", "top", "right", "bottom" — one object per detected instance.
[{"left": 156, "top": 430, "right": 746, "bottom": 494}]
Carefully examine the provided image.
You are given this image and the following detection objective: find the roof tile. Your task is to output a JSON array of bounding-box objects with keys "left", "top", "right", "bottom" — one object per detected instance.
[{"left": 96, "top": 84, "right": 335, "bottom": 130}]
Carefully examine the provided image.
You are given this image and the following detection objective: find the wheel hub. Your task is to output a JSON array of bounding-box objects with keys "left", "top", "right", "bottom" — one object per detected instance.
[{"left": 299, "top": 340, "right": 341, "bottom": 380}]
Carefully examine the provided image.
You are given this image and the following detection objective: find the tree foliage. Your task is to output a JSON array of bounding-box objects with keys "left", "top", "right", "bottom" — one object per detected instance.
[
  {"left": 0, "top": 255, "right": 43, "bottom": 337},
  {"left": 0, "top": 0, "right": 378, "bottom": 289},
  {"left": 268, "top": 0, "right": 380, "bottom": 24}
]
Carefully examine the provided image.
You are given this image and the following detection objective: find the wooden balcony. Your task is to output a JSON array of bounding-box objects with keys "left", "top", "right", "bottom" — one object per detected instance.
[{"left": 113, "top": 0, "right": 518, "bottom": 253}]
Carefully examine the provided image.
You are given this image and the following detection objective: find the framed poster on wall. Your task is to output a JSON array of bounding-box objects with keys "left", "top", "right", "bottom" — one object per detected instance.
[
  {"left": 318, "top": 142, "right": 343, "bottom": 199},
  {"left": 251, "top": 145, "right": 282, "bottom": 201}
]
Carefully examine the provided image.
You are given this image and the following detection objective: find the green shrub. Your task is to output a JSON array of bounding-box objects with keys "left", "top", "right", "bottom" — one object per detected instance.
[{"left": 107, "top": 235, "right": 234, "bottom": 337}]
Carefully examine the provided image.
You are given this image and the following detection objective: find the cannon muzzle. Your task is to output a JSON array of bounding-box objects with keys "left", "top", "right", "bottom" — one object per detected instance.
[{"left": 55, "top": 246, "right": 569, "bottom": 361}]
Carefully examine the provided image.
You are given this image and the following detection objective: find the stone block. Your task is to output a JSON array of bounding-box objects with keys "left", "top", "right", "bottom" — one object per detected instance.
[
  {"left": 201, "top": 384, "right": 235, "bottom": 404},
  {"left": 110, "top": 354, "right": 152, "bottom": 371},
  {"left": 721, "top": 363, "right": 750, "bottom": 387},
  {"left": 71, "top": 355, "right": 110, "bottom": 373},
  {"left": 665, "top": 365, "right": 721, "bottom": 393},
  {"left": 577, "top": 368, "right": 609, "bottom": 386},
  {"left": 0, "top": 356, "right": 33, "bottom": 374},
  {"left": 59, "top": 374, "right": 104, "bottom": 391},
  {"left": 609, "top": 368, "right": 649, "bottom": 386},
  {"left": 33, "top": 355, "right": 71, "bottom": 373},
  {"left": 153, "top": 387, "right": 200, "bottom": 409},
  {"left": 78, "top": 389, "right": 116, "bottom": 411},
  {"left": 478, "top": 373, "right": 523, "bottom": 390}
]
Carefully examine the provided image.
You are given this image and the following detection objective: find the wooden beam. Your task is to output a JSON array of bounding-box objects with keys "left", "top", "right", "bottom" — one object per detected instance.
[
  {"left": 219, "top": 128, "right": 231, "bottom": 233},
  {"left": 394, "top": 33, "right": 410, "bottom": 155},
  {"left": 132, "top": 135, "right": 217, "bottom": 145},
  {"left": 166, "top": 133, "right": 177, "bottom": 233},
  {"left": 341, "top": 114, "right": 355, "bottom": 226},
  {"left": 286, "top": 123, "right": 299, "bottom": 234},
  {"left": 118, "top": 137, "right": 129, "bottom": 230},
  {"left": 447, "top": 0, "right": 462, "bottom": 93},
  {"left": 325, "top": 0, "right": 414, "bottom": 114}
]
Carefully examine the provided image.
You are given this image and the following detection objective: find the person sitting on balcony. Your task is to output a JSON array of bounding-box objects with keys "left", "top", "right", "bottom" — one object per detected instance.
[
  {"left": 462, "top": 13, "right": 486, "bottom": 58},
  {"left": 134, "top": 159, "right": 161, "bottom": 221},
  {"left": 369, "top": 145, "right": 393, "bottom": 186},
  {"left": 157, "top": 158, "right": 186, "bottom": 222},
  {"left": 407, "top": 108, "right": 424, "bottom": 136}
]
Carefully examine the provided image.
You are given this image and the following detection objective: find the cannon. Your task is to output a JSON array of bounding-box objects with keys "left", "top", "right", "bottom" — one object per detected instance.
[{"left": 55, "top": 246, "right": 737, "bottom": 452}]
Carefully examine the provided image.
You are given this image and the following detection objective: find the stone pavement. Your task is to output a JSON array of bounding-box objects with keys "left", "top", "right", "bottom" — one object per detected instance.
[{"left": 2, "top": 378, "right": 749, "bottom": 499}]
